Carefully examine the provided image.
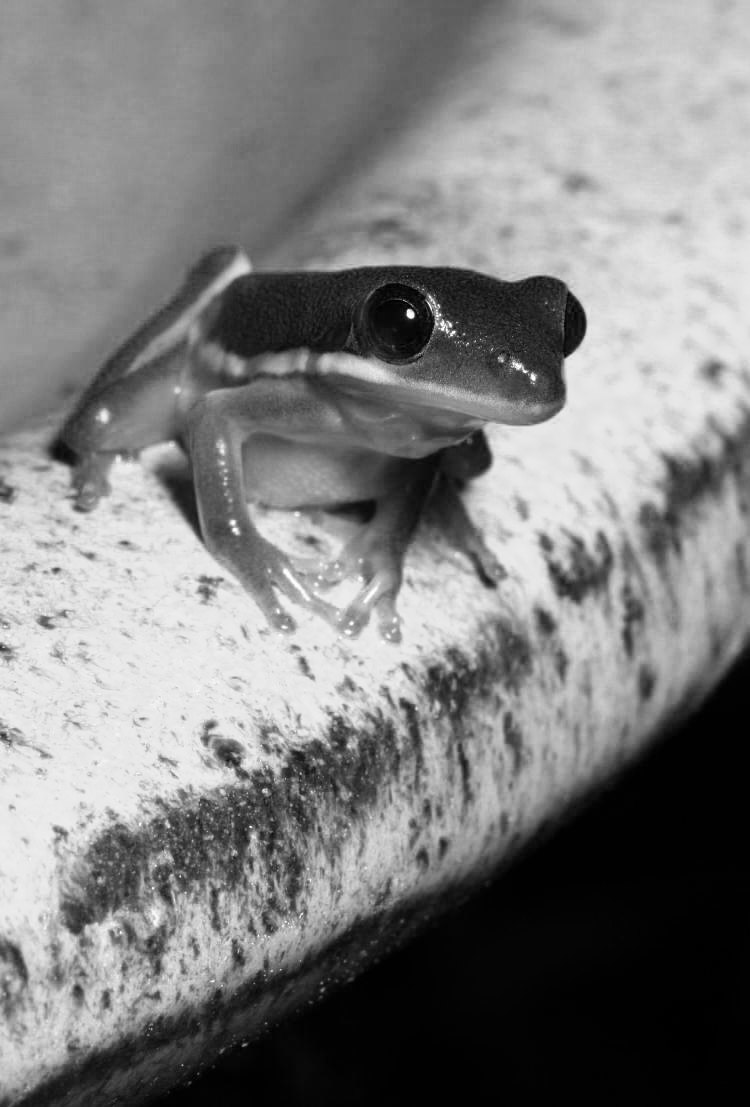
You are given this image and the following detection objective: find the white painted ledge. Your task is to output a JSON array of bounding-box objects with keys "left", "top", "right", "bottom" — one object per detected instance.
[{"left": 2, "top": 1, "right": 749, "bottom": 1103}]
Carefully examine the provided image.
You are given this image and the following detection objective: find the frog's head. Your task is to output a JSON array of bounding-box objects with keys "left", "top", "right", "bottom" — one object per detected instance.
[
  {"left": 340, "top": 267, "right": 585, "bottom": 425},
  {"left": 209, "top": 264, "right": 585, "bottom": 428}
]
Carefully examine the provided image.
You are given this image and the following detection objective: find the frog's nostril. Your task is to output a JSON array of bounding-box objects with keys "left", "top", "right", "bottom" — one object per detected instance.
[{"left": 562, "top": 291, "right": 587, "bottom": 357}]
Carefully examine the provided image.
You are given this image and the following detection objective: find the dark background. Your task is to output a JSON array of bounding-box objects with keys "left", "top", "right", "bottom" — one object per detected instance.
[{"left": 168, "top": 652, "right": 748, "bottom": 1106}]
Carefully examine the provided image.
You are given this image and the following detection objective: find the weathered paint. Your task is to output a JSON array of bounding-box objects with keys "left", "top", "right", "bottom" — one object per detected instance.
[{"left": 2, "top": 0, "right": 750, "bottom": 1103}]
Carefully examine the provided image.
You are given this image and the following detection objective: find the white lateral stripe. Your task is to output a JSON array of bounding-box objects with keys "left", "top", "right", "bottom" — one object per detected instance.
[
  {"left": 130, "top": 250, "right": 252, "bottom": 375},
  {"left": 191, "top": 347, "right": 406, "bottom": 387}
]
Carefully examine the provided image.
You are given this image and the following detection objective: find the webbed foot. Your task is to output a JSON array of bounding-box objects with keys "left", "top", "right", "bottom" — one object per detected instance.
[
  {"left": 208, "top": 532, "right": 341, "bottom": 634},
  {"left": 293, "top": 530, "right": 406, "bottom": 641}
]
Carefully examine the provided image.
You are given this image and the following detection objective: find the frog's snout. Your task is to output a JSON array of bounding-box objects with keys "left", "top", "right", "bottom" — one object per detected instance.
[{"left": 563, "top": 291, "right": 586, "bottom": 357}]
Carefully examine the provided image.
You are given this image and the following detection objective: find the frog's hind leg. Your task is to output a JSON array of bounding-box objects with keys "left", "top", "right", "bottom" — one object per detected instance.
[
  {"left": 428, "top": 473, "right": 505, "bottom": 586},
  {"left": 63, "top": 348, "right": 188, "bottom": 510},
  {"left": 62, "top": 247, "right": 252, "bottom": 511}
]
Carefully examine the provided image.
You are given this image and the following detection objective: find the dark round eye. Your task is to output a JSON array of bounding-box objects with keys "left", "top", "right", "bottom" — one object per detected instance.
[
  {"left": 562, "top": 291, "right": 587, "bottom": 357},
  {"left": 360, "top": 283, "right": 434, "bottom": 362}
]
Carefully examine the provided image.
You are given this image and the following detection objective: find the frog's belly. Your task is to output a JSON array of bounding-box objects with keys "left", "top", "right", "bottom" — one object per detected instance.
[{"left": 242, "top": 437, "right": 401, "bottom": 508}]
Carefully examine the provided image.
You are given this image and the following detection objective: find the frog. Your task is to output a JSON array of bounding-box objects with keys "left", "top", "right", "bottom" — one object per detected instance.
[{"left": 61, "top": 246, "right": 586, "bottom": 641}]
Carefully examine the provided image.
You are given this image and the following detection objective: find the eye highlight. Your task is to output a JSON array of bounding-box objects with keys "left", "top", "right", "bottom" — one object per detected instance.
[{"left": 359, "top": 283, "right": 434, "bottom": 362}]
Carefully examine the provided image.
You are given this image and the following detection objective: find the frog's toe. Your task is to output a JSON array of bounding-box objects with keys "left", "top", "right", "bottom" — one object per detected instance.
[
  {"left": 374, "top": 597, "right": 402, "bottom": 643},
  {"left": 337, "top": 568, "right": 402, "bottom": 642},
  {"left": 466, "top": 539, "right": 505, "bottom": 587},
  {"left": 207, "top": 535, "right": 340, "bottom": 633},
  {"left": 71, "top": 457, "right": 112, "bottom": 511},
  {"left": 260, "top": 596, "right": 297, "bottom": 634},
  {"left": 273, "top": 559, "right": 341, "bottom": 626}
]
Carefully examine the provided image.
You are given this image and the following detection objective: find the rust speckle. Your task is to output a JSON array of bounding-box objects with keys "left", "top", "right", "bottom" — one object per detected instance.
[
  {"left": 554, "top": 648, "right": 569, "bottom": 681},
  {"left": 1, "top": 722, "right": 24, "bottom": 747},
  {"left": 336, "top": 675, "right": 357, "bottom": 696},
  {"left": 503, "top": 712, "right": 528, "bottom": 776},
  {"left": 37, "top": 610, "right": 70, "bottom": 630},
  {"left": 199, "top": 719, "right": 219, "bottom": 746},
  {"left": 424, "top": 620, "right": 533, "bottom": 716},
  {"left": 211, "top": 738, "right": 250, "bottom": 779},
  {"left": 456, "top": 741, "right": 472, "bottom": 805},
  {"left": 398, "top": 698, "right": 424, "bottom": 787},
  {"left": 209, "top": 887, "right": 221, "bottom": 933},
  {"left": 699, "top": 357, "right": 730, "bottom": 384},
  {"left": 562, "top": 170, "right": 599, "bottom": 193},
  {"left": 291, "top": 648, "right": 314, "bottom": 680},
  {"left": 0, "top": 938, "right": 28, "bottom": 1017},
  {"left": 540, "top": 530, "right": 614, "bottom": 603},
  {"left": 534, "top": 606, "right": 557, "bottom": 635},
  {"left": 196, "top": 575, "right": 224, "bottom": 603},
  {"left": 59, "top": 705, "right": 421, "bottom": 942},
  {"left": 621, "top": 581, "right": 647, "bottom": 658},
  {"left": 514, "top": 495, "right": 530, "bottom": 521},
  {"left": 638, "top": 663, "right": 657, "bottom": 701},
  {"left": 0, "top": 475, "right": 17, "bottom": 504},
  {"left": 532, "top": 606, "right": 569, "bottom": 679},
  {"left": 641, "top": 427, "right": 750, "bottom": 568}
]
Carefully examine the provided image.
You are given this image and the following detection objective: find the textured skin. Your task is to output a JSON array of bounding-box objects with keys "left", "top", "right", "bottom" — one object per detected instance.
[{"left": 2, "top": 0, "right": 749, "bottom": 1103}]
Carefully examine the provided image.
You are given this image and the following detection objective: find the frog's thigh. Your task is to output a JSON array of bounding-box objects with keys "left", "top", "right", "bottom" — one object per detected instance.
[{"left": 63, "top": 351, "right": 184, "bottom": 456}]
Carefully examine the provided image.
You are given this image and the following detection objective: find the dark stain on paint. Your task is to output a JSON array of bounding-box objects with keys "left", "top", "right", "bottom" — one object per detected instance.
[
  {"left": 539, "top": 530, "right": 614, "bottom": 604},
  {"left": 0, "top": 938, "right": 28, "bottom": 1018}
]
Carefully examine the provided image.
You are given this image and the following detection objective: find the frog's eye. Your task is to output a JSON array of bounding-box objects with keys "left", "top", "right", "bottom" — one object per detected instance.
[
  {"left": 359, "top": 283, "right": 434, "bottom": 362},
  {"left": 562, "top": 291, "right": 587, "bottom": 357}
]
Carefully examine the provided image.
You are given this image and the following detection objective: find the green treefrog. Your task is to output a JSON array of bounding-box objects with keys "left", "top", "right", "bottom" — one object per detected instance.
[{"left": 61, "top": 247, "right": 586, "bottom": 640}]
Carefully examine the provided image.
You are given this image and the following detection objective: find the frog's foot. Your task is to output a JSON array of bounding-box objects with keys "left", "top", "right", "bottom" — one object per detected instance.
[
  {"left": 339, "top": 567, "right": 403, "bottom": 643},
  {"left": 71, "top": 453, "right": 115, "bottom": 512},
  {"left": 211, "top": 534, "right": 341, "bottom": 634},
  {"left": 294, "top": 534, "right": 404, "bottom": 641},
  {"left": 430, "top": 476, "right": 506, "bottom": 586}
]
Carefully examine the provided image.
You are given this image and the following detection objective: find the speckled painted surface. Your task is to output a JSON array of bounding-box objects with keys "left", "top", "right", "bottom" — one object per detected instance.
[{"left": 2, "top": 0, "right": 750, "bottom": 1103}]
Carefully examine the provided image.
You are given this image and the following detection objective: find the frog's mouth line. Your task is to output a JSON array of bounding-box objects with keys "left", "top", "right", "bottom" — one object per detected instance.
[
  {"left": 311, "top": 351, "right": 565, "bottom": 426},
  {"left": 229, "top": 347, "right": 564, "bottom": 427}
]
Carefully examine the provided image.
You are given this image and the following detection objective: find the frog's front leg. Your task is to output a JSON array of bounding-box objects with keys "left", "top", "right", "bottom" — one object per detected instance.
[
  {"left": 296, "top": 459, "right": 439, "bottom": 643},
  {"left": 185, "top": 379, "right": 347, "bottom": 633}
]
